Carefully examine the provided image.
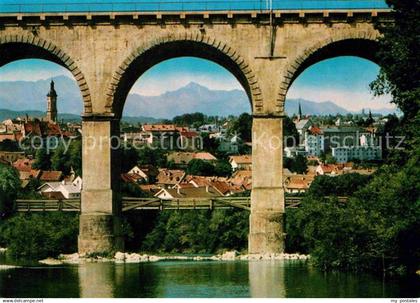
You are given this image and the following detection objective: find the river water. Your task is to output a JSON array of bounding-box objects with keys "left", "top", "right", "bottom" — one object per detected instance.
[{"left": 0, "top": 254, "right": 419, "bottom": 298}]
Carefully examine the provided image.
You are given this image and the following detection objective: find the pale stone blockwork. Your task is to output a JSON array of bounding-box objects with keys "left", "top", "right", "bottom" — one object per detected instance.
[{"left": 0, "top": 9, "right": 392, "bottom": 254}]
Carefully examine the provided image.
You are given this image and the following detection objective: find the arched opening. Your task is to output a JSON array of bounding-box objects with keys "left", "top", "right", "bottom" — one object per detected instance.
[
  {"left": 0, "top": 52, "right": 85, "bottom": 177},
  {"left": 287, "top": 38, "right": 380, "bottom": 88},
  {"left": 0, "top": 40, "right": 91, "bottom": 114},
  {"left": 0, "top": 42, "right": 87, "bottom": 255},
  {"left": 281, "top": 38, "right": 394, "bottom": 195},
  {"left": 109, "top": 39, "right": 257, "bottom": 118},
  {"left": 109, "top": 40, "right": 255, "bottom": 253}
]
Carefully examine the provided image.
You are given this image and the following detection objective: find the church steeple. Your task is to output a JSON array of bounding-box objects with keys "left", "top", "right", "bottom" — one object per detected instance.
[
  {"left": 298, "top": 101, "right": 303, "bottom": 121},
  {"left": 46, "top": 80, "right": 58, "bottom": 123}
]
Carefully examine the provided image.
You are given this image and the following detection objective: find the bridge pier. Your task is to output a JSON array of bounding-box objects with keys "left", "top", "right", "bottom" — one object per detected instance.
[
  {"left": 78, "top": 117, "right": 124, "bottom": 255},
  {"left": 249, "top": 117, "right": 285, "bottom": 254}
]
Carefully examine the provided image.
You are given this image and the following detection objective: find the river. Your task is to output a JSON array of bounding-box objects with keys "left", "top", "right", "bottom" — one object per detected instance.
[{"left": 0, "top": 253, "right": 419, "bottom": 298}]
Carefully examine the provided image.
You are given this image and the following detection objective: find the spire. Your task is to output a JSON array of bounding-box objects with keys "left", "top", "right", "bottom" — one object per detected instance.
[
  {"left": 298, "top": 101, "right": 303, "bottom": 120},
  {"left": 47, "top": 80, "right": 57, "bottom": 98},
  {"left": 46, "top": 80, "right": 58, "bottom": 123}
]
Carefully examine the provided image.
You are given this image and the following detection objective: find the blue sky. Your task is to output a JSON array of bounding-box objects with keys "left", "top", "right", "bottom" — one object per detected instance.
[{"left": 0, "top": 56, "right": 393, "bottom": 112}]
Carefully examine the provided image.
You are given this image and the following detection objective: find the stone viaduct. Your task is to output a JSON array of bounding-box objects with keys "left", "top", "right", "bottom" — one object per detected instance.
[{"left": 0, "top": 7, "right": 393, "bottom": 254}]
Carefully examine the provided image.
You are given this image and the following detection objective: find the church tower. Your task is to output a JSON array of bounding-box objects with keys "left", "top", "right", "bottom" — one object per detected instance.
[
  {"left": 297, "top": 101, "right": 303, "bottom": 121},
  {"left": 46, "top": 80, "right": 58, "bottom": 123}
]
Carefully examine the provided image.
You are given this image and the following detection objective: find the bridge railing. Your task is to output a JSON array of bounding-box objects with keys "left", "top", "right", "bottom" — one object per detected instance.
[
  {"left": 0, "top": 1, "right": 389, "bottom": 14},
  {"left": 16, "top": 196, "right": 349, "bottom": 212}
]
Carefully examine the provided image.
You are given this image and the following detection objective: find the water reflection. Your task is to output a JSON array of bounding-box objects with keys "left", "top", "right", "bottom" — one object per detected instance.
[
  {"left": 78, "top": 263, "right": 115, "bottom": 298},
  {"left": 249, "top": 260, "right": 286, "bottom": 298},
  {"left": 1, "top": 256, "right": 419, "bottom": 298},
  {"left": 113, "top": 261, "right": 249, "bottom": 298}
]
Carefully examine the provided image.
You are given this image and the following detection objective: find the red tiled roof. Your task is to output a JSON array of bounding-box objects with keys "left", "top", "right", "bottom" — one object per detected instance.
[
  {"left": 121, "top": 173, "right": 146, "bottom": 184},
  {"left": 180, "top": 131, "right": 199, "bottom": 138},
  {"left": 143, "top": 124, "right": 177, "bottom": 132},
  {"left": 229, "top": 155, "right": 252, "bottom": 164},
  {"left": 156, "top": 169, "right": 186, "bottom": 185},
  {"left": 23, "top": 120, "right": 62, "bottom": 137},
  {"left": 13, "top": 158, "right": 34, "bottom": 172},
  {"left": 309, "top": 126, "right": 323, "bottom": 135},
  {"left": 40, "top": 170, "right": 63, "bottom": 182},
  {"left": 0, "top": 133, "right": 17, "bottom": 142}
]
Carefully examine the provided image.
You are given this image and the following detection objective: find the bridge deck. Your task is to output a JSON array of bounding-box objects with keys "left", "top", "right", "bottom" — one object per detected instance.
[
  {"left": 15, "top": 196, "right": 348, "bottom": 213},
  {"left": 0, "top": 1, "right": 389, "bottom": 14}
]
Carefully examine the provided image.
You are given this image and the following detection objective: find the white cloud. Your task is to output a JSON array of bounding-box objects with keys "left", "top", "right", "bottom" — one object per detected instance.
[
  {"left": 287, "top": 85, "right": 395, "bottom": 111},
  {"left": 131, "top": 73, "right": 243, "bottom": 96}
]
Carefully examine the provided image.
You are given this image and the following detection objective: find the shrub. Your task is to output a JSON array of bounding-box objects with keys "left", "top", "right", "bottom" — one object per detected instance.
[{"left": 0, "top": 213, "right": 79, "bottom": 259}]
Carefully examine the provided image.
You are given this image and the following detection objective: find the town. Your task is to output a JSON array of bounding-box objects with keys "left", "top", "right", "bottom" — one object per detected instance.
[{"left": 0, "top": 81, "right": 390, "bottom": 201}]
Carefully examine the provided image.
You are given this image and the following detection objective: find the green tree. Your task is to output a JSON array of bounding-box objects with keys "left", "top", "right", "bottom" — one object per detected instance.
[
  {"left": 0, "top": 213, "right": 79, "bottom": 259},
  {"left": 33, "top": 148, "right": 51, "bottom": 170},
  {"left": 138, "top": 147, "right": 167, "bottom": 168},
  {"left": 290, "top": 155, "right": 308, "bottom": 174},
  {"left": 370, "top": 0, "right": 420, "bottom": 160},
  {"left": 51, "top": 143, "right": 71, "bottom": 175},
  {"left": 283, "top": 116, "right": 299, "bottom": 147},
  {"left": 325, "top": 154, "right": 337, "bottom": 164},
  {"left": 68, "top": 139, "right": 82, "bottom": 176},
  {"left": 228, "top": 113, "right": 252, "bottom": 143},
  {"left": 214, "top": 159, "right": 232, "bottom": 177},
  {"left": 121, "top": 145, "right": 140, "bottom": 173},
  {"left": 0, "top": 164, "right": 20, "bottom": 219},
  {"left": 186, "top": 159, "right": 215, "bottom": 176}
]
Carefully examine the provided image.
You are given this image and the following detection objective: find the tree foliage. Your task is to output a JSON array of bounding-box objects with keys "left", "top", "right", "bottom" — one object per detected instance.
[
  {"left": 32, "top": 148, "right": 51, "bottom": 170},
  {"left": 0, "top": 213, "right": 79, "bottom": 259},
  {"left": 370, "top": 0, "right": 420, "bottom": 159},
  {"left": 0, "top": 164, "right": 20, "bottom": 219},
  {"left": 137, "top": 146, "right": 167, "bottom": 168},
  {"left": 228, "top": 113, "right": 252, "bottom": 142},
  {"left": 186, "top": 159, "right": 215, "bottom": 176},
  {"left": 286, "top": 162, "right": 420, "bottom": 274},
  {"left": 141, "top": 209, "right": 249, "bottom": 254}
]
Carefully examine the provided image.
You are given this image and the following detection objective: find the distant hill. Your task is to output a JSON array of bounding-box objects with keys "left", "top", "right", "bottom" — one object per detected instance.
[
  {"left": 285, "top": 98, "right": 350, "bottom": 116},
  {"left": 0, "top": 76, "right": 396, "bottom": 119},
  {"left": 123, "top": 82, "right": 251, "bottom": 118},
  {"left": 0, "top": 109, "right": 162, "bottom": 124},
  {"left": 0, "top": 109, "right": 81, "bottom": 122}
]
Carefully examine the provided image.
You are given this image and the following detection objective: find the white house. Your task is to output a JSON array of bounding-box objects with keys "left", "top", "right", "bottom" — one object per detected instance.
[
  {"left": 332, "top": 146, "right": 382, "bottom": 163},
  {"left": 229, "top": 155, "right": 252, "bottom": 171},
  {"left": 38, "top": 177, "right": 82, "bottom": 199},
  {"left": 218, "top": 135, "right": 241, "bottom": 154},
  {"left": 128, "top": 165, "right": 149, "bottom": 181},
  {"left": 294, "top": 118, "right": 312, "bottom": 143},
  {"left": 284, "top": 146, "right": 308, "bottom": 158}
]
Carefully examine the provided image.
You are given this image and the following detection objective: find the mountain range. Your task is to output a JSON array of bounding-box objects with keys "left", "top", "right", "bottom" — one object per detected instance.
[{"left": 0, "top": 75, "right": 396, "bottom": 121}]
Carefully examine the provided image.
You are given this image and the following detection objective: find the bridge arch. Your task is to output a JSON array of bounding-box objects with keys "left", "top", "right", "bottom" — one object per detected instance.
[
  {"left": 0, "top": 34, "right": 92, "bottom": 115},
  {"left": 106, "top": 33, "right": 262, "bottom": 117},
  {"left": 277, "top": 31, "right": 381, "bottom": 110}
]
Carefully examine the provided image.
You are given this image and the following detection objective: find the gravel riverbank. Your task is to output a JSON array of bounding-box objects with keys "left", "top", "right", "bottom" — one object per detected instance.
[{"left": 39, "top": 251, "right": 309, "bottom": 265}]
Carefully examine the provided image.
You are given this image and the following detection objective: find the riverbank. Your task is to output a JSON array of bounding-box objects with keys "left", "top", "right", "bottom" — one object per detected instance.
[{"left": 38, "top": 251, "right": 310, "bottom": 265}]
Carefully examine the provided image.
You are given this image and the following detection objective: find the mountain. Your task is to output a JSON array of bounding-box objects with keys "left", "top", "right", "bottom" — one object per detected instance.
[
  {"left": 123, "top": 82, "right": 251, "bottom": 118},
  {"left": 285, "top": 99, "right": 350, "bottom": 116},
  {"left": 0, "top": 76, "right": 396, "bottom": 119},
  {"left": 0, "top": 75, "right": 83, "bottom": 115}
]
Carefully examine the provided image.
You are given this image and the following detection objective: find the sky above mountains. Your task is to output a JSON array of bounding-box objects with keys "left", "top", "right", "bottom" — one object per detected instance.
[{"left": 0, "top": 56, "right": 394, "bottom": 115}]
